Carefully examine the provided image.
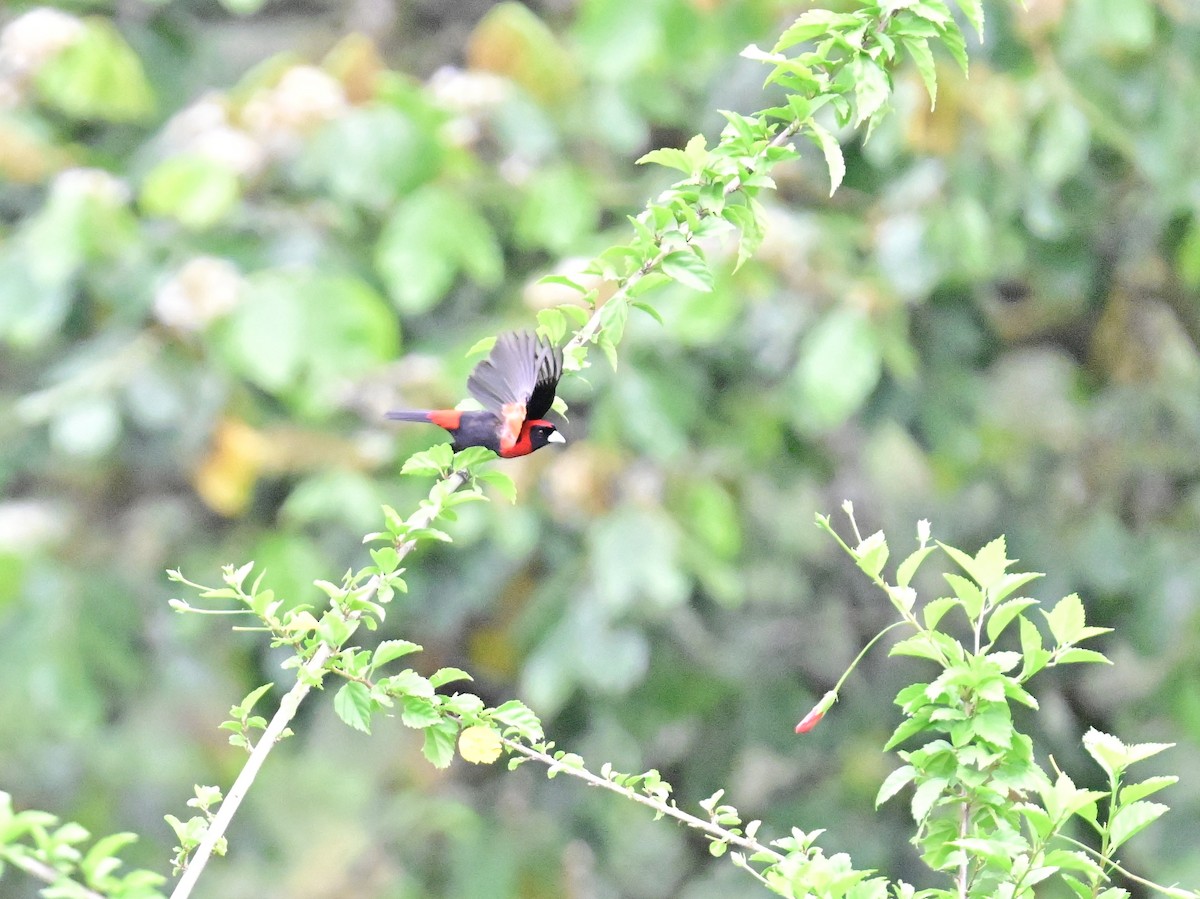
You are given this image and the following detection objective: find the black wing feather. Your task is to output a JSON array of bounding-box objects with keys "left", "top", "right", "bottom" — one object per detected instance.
[
  {"left": 466, "top": 331, "right": 541, "bottom": 413},
  {"left": 525, "top": 339, "right": 562, "bottom": 421}
]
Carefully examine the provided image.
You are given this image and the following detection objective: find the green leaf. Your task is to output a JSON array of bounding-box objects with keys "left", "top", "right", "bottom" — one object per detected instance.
[
  {"left": 792, "top": 308, "right": 882, "bottom": 432},
  {"left": 807, "top": 121, "right": 845, "bottom": 195},
  {"left": 296, "top": 105, "right": 441, "bottom": 211},
  {"left": 986, "top": 598, "right": 1038, "bottom": 643},
  {"left": 1109, "top": 801, "right": 1170, "bottom": 852},
  {"left": 890, "top": 633, "right": 945, "bottom": 663},
  {"left": 429, "top": 667, "right": 473, "bottom": 688},
  {"left": 850, "top": 55, "right": 891, "bottom": 127},
  {"left": 422, "top": 721, "right": 458, "bottom": 769},
  {"left": 989, "top": 571, "right": 1043, "bottom": 605},
  {"left": 476, "top": 469, "right": 517, "bottom": 503},
  {"left": 661, "top": 250, "right": 715, "bottom": 293},
  {"left": 80, "top": 831, "right": 139, "bottom": 882},
  {"left": 536, "top": 307, "right": 567, "bottom": 343},
  {"left": 943, "top": 574, "right": 983, "bottom": 620},
  {"left": 491, "top": 699, "right": 544, "bottom": 741},
  {"left": 1119, "top": 776, "right": 1178, "bottom": 806},
  {"left": 896, "top": 545, "right": 935, "bottom": 588},
  {"left": 950, "top": 0, "right": 985, "bottom": 38},
  {"left": 922, "top": 596, "right": 960, "bottom": 630},
  {"left": 401, "top": 695, "right": 442, "bottom": 728},
  {"left": 1042, "top": 593, "right": 1086, "bottom": 646},
  {"left": 371, "top": 639, "right": 422, "bottom": 670},
  {"left": 876, "top": 764, "right": 916, "bottom": 807},
  {"left": 636, "top": 147, "right": 693, "bottom": 174},
  {"left": 141, "top": 155, "right": 240, "bottom": 229},
  {"left": 333, "top": 682, "right": 373, "bottom": 734},
  {"left": 854, "top": 530, "right": 889, "bottom": 579},
  {"left": 385, "top": 668, "right": 434, "bottom": 698},
  {"left": 233, "top": 683, "right": 274, "bottom": 716},
  {"left": 774, "top": 10, "right": 863, "bottom": 51},
  {"left": 376, "top": 186, "right": 503, "bottom": 314},
  {"left": 899, "top": 34, "right": 937, "bottom": 107},
  {"left": 1055, "top": 648, "right": 1111, "bottom": 666},
  {"left": 910, "top": 776, "right": 947, "bottom": 823},
  {"left": 1019, "top": 615, "right": 1050, "bottom": 681},
  {"left": 35, "top": 18, "right": 154, "bottom": 122}
]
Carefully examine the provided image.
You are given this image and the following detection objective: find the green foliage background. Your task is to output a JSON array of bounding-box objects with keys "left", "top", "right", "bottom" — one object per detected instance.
[{"left": 2, "top": 0, "right": 1200, "bottom": 896}]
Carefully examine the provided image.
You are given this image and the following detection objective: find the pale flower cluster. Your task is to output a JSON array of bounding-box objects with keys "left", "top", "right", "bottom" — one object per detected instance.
[
  {"left": 153, "top": 256, "right": 244, "bottom": 333},
  {"left": 0, "top": 6, "right": 84, "bottom": 107}
]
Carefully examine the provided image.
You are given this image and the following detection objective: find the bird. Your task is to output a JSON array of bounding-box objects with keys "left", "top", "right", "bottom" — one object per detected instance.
[{"left": 386, "top": 331, "right": 566, "bottom": 458}]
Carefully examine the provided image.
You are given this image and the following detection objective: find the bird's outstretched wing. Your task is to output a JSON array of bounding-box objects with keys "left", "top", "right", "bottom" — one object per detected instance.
[{"left": 466, "top": 331, "right": 561, "bottom": 453}]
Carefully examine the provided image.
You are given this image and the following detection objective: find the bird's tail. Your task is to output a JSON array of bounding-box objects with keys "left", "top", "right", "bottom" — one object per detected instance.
[{"left": 385, "top": 410, "right": 433, "bottom": 422}]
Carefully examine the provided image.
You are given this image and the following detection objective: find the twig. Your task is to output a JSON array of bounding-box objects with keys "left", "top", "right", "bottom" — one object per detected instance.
[
  {"left": 170, "top": 115, "right": 804, "bottom": 899},
  {"left": 563, "top": 119, "right": 803, "bottom": 356},
  {"left": 499, "top": 735, "right": 784, "bottom": 862},
  {"left": 7, "top": 852, "right": 108, "bottom": 899},
  {"left": 169, "top": 471, "right": 468, "bottom": 899}
]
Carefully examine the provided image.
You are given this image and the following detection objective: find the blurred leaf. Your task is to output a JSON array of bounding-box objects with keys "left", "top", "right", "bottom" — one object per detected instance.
[
  {"left": 296, "top": 104, "right": 443, "bottom": 210},
  {"left": 515, "top": 166, "right": 599, "bottom": 253},
  {"left": 467, "top": 2, "right": 579, "bottom": 105},
  {"left": 792, "top": 308, "right": 882, "bottom": 432},
  {"left": 141, "top": 155, "right": 240, "bottom": 229},
  {"left": 34, "top": 18, "right": 154, "bottom": 121},
  {"left": 376, "top": 186, "right": 503, "bottom": 314}
]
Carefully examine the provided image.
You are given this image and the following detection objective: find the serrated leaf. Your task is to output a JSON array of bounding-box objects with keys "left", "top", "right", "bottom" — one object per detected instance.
[
  {"left": 944, "top": 573, "right": 983, "bottom": 620},
  {"left": 1119, "top": 776, "right": 1178, "bottom": 805},
  {"left": 476, "top": 469, "right": 517, "bottom": 503},
  {"left": 429, "top": 667, "right": 473, "bottom": 688},
  {"left": 423, "top": 721, "right": 458, "bottom": 769},
  {"left": 1019, "top": 615, "right": 1050, "bottom": 681},
  {"left": 80, "top": 831, "right": 139, "bottom": 881},
  {"left": 896, "top": 545, "right": 935, "bottom": 588},
  {"left": 773, "top": 10, "right": 862, "bottom": 51},
  {"left": 630, "top": 301, "right": 664, "bottom": 325},
  {"left": 851, "top": 55, "right": 891, "bottom": 127},
  {"left": 333, "top": 682, "right": 373, "bottom": 733},
  {"left": 1043, "top": 593, "right": 1086, "bottom": 646},
  {"left": 661, "top": 250, "right": 714, "bottom": 292},
  {"left": 922, "top": 596, "right": 960, "bottom": 630},
  {"left": 492, "top": 699, "right": 544, "bottom": 741},
  {"left": 890, "top": 633, "right": 945, "bottom": 663},
  {"left": 536, "top": 307, "right": 567, "bottom": 343},
  {"left": 1109, "top": 801, "right": 1170, "bottom": 852},
  {"left": 636, "top": 147, "right": 693, "bottom": 174},
  {"left": 807, "top": 121, "right": 845, "bottom": 195},
  {"left": 951, "top": 0, "right": 985, "bottom": 38},
  {"left": 854, "top": 530, "right": 889, "bottom": 578},
  {"left": 911, "top": 776, "right": 947, "bottom": 823},
  {"left": 401, "top": 695, "right": 442, "bottom": 728},
  {"left": 371, "top": 639, "right": 421, "bottom": 670},
  {"left": 233, "top": 683, "right": 274, "bottom": 716},
  {"left": 899, "top": 34, "right": 937, "bottom": 107},
  {"left": 986, "top": 597, "right": 1038, "bottom": 643},
  {"left": 876, "top": 764, "right": 916, "bottom": 807},
  {"left": 1056, "top": 648, "right": 1111, "bottom": 666}
]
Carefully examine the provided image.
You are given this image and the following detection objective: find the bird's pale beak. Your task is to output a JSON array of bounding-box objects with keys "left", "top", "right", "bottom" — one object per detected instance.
[{"left": 548, "top": 430, "right": 566, "bottom": 444}]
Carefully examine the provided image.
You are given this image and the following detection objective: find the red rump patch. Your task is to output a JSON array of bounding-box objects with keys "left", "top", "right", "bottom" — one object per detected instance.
[
  {"left": 427, "top": 410, "right": 463, "bottom": 430},
  {"left": 499, "top": 402, "right": 526, "bottom": 453}
]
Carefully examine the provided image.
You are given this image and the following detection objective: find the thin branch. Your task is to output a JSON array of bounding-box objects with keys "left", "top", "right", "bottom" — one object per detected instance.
[
  {"left": 170, "top": 113, "right": 804, "bottom": 899},
  {"left": 499, "top": 735, "right": 785, "bottom": 862},
  {"left": 169, "top": 472, "right": 468, "bottom": 899},
  {"left": 7, "top": 852, "right": 107, "bottom": 899},
  {"left": 564, "top": 119, "right": 803, "bottom": 355}
]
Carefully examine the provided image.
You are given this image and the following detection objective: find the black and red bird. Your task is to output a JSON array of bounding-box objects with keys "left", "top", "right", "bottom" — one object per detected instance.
[{"left": 387, "top": 331, "right": 566, "bottom": 458}]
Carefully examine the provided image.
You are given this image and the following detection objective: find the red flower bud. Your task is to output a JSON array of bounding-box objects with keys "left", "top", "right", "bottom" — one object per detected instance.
[
  {"left": 794, "top": 690, "right": 838, "bottom": 734},
  {"left": 795, "top": 709, "right": 825, "bottom": 733}
]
